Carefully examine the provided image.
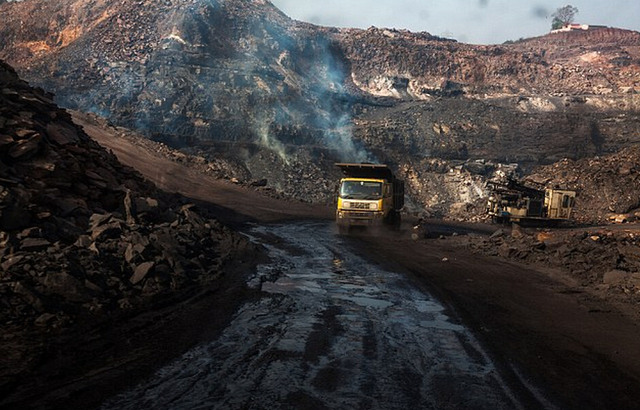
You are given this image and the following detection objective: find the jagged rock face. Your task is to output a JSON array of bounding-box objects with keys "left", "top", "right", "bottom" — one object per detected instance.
[
  {"left": 1, "top": 0, "right": 640, "bottom": 218},
  {"left": 0, "top": 59, "right": 250, "bottom": 333},
  {"left": 0, "top": 60, "right": 156, "bottom": 234},
  {"left": 338, "top": 26, "right": 640, "bottom": 97}
]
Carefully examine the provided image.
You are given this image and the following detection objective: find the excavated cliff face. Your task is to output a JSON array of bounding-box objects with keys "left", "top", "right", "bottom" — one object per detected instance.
[
  {"left": 333, "top": 26, "right": 640, "bottom": 218},
  {"left": 1, "top": 0, "right": 639, "bottom": 220},
  {"left": 338, "top": 26, "right": 640, "bottom": 97}
]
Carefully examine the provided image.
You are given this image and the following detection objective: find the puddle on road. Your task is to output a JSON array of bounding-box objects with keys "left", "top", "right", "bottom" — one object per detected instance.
[
  {"left": 101, "top": 222, "right": 525, "bottom": 410},
  {"left": 248, "top": 224, "right": 458, "bottom": 324},
  {"left": 332, "top": 294, "right": 394, "bottom": 309},
  {"left": 261, "top": 277, "right": 325, "bottom": 295}
]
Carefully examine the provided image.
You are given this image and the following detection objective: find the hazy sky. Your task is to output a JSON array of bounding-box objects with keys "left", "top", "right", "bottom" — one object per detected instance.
[{"left": 269, "top": 0, "right": 640, "bottom": 44}]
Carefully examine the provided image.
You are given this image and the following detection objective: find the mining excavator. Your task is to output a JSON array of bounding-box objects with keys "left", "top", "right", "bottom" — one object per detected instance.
[
  {"left": 335, "top": 163, "right": 404, "bottom": 233},
  {"left": 486, "top": 178, "right": 576, "bottom": 225}
]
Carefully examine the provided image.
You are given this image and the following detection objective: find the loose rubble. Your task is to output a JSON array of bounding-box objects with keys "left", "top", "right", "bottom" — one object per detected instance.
[
  {"left": 0, "top": 58, "right": 252, "bottom": 377},
  {"left": 450, "top": 224, "right": 640, "bottom": 316},
  {"left": 528, "top": 147, "right": 640, "bottom": 224}
]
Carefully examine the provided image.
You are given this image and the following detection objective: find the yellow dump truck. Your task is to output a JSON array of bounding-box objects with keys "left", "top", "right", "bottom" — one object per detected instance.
[
  {"left": 487, "top": 178, "right": 576, "bottom": 224},
  {"left": 335, "top": 163, "right": 404, "bottom": 232}
]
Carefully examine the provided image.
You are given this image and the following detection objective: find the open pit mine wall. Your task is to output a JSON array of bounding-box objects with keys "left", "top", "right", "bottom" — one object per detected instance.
[
  {"left": 349, "top": 91, "right": 640, "bottom": 219},
  {"left": 1, "top": 0, "right": 639, "bottom": 218}
]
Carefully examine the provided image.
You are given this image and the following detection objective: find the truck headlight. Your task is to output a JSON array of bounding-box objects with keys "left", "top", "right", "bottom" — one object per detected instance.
[{"left": 370, "top": 203, "right": 379, "bottom": 210}]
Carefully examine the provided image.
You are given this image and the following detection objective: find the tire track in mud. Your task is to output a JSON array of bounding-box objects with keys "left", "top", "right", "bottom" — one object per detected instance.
[{"left": 100, "top": 222, "right": 529, "bottom": 410}]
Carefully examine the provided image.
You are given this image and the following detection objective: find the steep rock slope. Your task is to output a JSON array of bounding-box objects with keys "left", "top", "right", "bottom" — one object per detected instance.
[
  {"left": 0, "top": 0, "right": 362, "bottom": 156},
  {"left": 338, "top": 26, "right": 640, "bottom": 97}
]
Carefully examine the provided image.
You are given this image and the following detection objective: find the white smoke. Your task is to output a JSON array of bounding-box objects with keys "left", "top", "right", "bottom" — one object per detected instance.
[
  {"left": 254, "top": 115, "right": 290, "bottom": 164},
  {"left": 324, "top": 113, "right": 371, "bottom": 163}
]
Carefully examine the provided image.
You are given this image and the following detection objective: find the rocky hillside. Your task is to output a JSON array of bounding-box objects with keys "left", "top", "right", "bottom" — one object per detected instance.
[
  {"left": 0, "top": 0, "right": 363, "bottom": 155},
  {"left": 0, "top": 58, "right": 252, "bottom": 392},
  {"left": 1, "top": 0, "right": 639, "bottom": 220},
  {"left": 339, "top": 26, "right": 640, "bottom": 97}
]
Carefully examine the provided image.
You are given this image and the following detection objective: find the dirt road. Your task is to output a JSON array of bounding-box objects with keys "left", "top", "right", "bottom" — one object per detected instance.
[
  {"left": 101, "top": 222, "right": 538, "bottom": 410},
  {"left": 355, "top": 227, "right": 640, "bottom": 410},
  {"left": 72, "top": 111, "right": 333, "bottom": 224}
]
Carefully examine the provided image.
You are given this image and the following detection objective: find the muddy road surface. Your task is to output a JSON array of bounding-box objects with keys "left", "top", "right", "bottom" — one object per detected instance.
[{"left": 100, "top": 222, "right": 548, "bottom": 410}]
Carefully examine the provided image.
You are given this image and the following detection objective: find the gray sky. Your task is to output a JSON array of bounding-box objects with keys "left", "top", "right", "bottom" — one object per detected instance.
[{"left": 269, "top": 0, "right": 640, "bottom": 44}]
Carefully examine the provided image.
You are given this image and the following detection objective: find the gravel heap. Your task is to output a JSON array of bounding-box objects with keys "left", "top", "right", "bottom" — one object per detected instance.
[{"left": 0, "top": 59, "right": 251, "bottom": 338}]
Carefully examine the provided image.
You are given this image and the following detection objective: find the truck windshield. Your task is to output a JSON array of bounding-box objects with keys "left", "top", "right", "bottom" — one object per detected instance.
[{"left": 340, "top": 181, "right": 382, "bottom": 199}]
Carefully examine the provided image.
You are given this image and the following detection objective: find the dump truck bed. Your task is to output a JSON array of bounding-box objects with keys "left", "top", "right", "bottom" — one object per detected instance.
[{"left": 335, "top": 163, "right": 395, "bottom": 181}]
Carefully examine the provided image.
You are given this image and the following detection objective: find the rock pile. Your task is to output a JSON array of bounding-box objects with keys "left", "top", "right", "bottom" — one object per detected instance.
[
  {"left": 463, "top": 226, "right": 640, "bottom": 309},
  {"left": 0, "top": 59, "right": 250, "bottom": 335}
]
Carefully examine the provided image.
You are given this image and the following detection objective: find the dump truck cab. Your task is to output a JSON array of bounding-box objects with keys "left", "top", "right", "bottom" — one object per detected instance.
[
  {"left": 545, "top": 188, "right": 576, "bottom": 220},
  {"left": 335, "top": 163, "right": 404, "bottom": 232}
]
